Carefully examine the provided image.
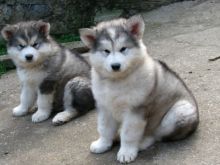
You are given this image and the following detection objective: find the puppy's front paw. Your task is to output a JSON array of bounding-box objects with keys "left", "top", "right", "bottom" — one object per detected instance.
[
  {"left": 32, "top": 110, "right": 50, "bottom": 123},
  {"left": 13, "top": 105, "right": 28, "bottom": 116},
  {"left": 117, "top": 147, "right": 138, "bottom": 163},
  {"left": 90, "top": 138, "right": 112, "bottom": 154}
]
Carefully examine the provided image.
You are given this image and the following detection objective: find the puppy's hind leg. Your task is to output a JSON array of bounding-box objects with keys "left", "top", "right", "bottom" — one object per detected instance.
[
  {"left": 52, "top": 77, "right": 95, "bottom": 125},
  {"left": 155, "top": 100, "right": 199, "bottom": 142},
  {"left": 139, "top": 136, "right": 155, "bottom": 151},
  {"left": 52, "top": 80, "right": 78, "bottom": 125}
]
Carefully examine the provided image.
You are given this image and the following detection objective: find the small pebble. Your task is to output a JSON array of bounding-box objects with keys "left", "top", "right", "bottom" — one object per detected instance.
[{"left": 4, "top": 152, "right": 9, "bottom": 155}]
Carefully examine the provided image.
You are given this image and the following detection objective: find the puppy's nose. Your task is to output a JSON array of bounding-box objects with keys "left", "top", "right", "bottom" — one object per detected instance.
[
  {"left": 25, "top": 54, "right": 33, "bottom": 61},
  {"left": 111, "top": 63, "right": 121, "bottom": 71}
]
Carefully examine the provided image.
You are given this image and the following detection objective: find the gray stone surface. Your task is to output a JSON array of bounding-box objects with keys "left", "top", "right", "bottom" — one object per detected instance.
[
  {"left": 0, "top": 0, "right": 220, "bottom": 164},
  {"left": 0, "top": 0, "right": 96, "bottom": 35},
  {"left": 0, "top": 0, "right": 185, "bottom": 37}
]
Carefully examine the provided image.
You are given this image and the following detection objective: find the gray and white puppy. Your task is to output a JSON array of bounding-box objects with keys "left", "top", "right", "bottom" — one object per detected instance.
[
  {"left": 80, "top": 15, "right": 199, "bottom": 163},
  {"left": 1, "top": 21, "right": 95, "bottom": 124}
]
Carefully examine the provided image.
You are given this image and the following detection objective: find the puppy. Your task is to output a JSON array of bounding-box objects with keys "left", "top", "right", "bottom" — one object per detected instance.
[
  {"left": 80, "top": 15, "right": 199, "bottom": 163},
  {"left": 1, "top": 21, "right": 95, "bottom": 124}
]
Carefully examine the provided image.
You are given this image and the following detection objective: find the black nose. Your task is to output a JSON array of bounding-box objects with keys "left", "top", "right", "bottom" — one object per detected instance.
[
  {"left": 25, "top": 54, "right": 33, "bottom": 61},
  {"left": 111, "top": 63, "right": 121, "bottom": 71}
]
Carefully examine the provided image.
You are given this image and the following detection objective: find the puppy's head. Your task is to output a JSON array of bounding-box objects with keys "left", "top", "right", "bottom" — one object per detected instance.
[
  {"left": 1, "top": 21, "right": 58, "bottom": 68},
  {"left": 80, "top": 15, "right": 147, "bottom": 79}
]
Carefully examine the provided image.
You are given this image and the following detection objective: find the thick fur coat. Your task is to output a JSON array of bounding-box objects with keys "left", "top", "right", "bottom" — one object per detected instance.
[
  {"left": 80, "top": 15, "right": 199, "bottom": 163},
  {"left": 1, "top": 21, "right": 95, "bottom": 124}
]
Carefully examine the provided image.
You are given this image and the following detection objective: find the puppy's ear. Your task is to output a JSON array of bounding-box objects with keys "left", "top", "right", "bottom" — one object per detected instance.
[
  {"left": 79, "top": 28, "right": 96, "bottom": 48},
  {"left": 127, "top": 15, "right": 145, "bottom": 40},
  {"left": 1, "top": 25, "right": 18, "bottom": 41},
  {"left": 35, "top": 21, "right": 50, "bottom": 37}
]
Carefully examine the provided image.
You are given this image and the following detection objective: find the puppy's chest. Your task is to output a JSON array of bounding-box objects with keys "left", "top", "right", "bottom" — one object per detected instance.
[
  {"left": 94, "top": 79, "right": 148, "bottom": 118},
  {"left": 17, "top": 69, "right": 47, "bottom": 86}
]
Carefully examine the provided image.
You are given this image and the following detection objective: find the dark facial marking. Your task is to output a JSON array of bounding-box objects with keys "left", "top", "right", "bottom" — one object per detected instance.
[
  {"left": 17, "top": 44, "right": 26, "bottom": 50},
  {"left": 119, "top": 28, "right": 139, "bottom": 48},
  {"left": 7, "top": 23, "right": 48, "bottom": 48},
  {"left": 93, "top": 29, "right": 113, "bottom": 51}
]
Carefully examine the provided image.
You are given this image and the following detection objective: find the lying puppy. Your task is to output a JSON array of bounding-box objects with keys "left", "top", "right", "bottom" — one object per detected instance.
[
  {"left": 1, "top": 21, "right": 95, "bottom": 124},
  {"left": 80, "top": 15, "right": 199, "bottom": 163}
]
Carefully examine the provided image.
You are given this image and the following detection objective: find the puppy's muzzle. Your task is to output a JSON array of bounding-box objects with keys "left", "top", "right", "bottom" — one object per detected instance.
[
  {"left": 111, "top": 63, "right": 121, "bottom": 71},
  {"left": 25, "top": 54, "right": 33, "bottom": 62}
]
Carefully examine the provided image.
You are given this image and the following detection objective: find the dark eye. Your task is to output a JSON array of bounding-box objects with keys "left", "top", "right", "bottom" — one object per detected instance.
[
  {"left": 104, "top": 49, "right": 110, "bottom": 54},
  {"left": 120, "top": 47, "right": 127, "bottom": 53},
  {"left": 32, "top": 43, "right": 39, "bottom": 49},
  {"left": 17, "top": 44, "right": 25, "bottom": 50}
]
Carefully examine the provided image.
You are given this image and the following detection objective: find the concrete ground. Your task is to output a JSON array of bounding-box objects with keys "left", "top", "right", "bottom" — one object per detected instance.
[{"left": 0, "top": 0, "right": 220, "bottom": 164}]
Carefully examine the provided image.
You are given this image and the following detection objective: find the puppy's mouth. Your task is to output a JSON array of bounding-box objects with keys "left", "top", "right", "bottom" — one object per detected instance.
[
  {"left": 18, "top": 57, "right": 44, "bottom": 68},
  {"left": 26, "top": 60, "right": 33, "bottom": 63}
]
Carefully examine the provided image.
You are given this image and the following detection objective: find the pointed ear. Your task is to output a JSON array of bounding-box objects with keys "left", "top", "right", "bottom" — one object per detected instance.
[
  {"left": 127, "top": 15, "right": 145, "bottom": 39},
  {"left": 79, "top": 28, "right": 96, "bottom": 48},
  {"left": 1, "top": 25, "right": 18, "bottom": 41},
  {"left": 35, "top": 21, "right": 50, "bottom": 37}
]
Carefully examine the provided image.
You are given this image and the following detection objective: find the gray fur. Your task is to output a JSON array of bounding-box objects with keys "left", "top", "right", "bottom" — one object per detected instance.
[
  {"left": 1, "top": 21, "right": 95, "bottom": 124},
  {"left": 80, "top": 15, "right": 199, "bottom": 163},
  {"left": 139, "top": 60, "right": 199, "bottom": 140},
  {"left": 93, "top": 25, "right": 139, "bottom": 52},
  {"left": 68, "top": 77, "right": 95, "bottom": 114}
]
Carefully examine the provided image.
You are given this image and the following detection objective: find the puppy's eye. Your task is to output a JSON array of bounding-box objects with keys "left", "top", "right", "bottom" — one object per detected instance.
[
  {"left": 104, "top": 49, "right": 110, "bottom": 54},
  {"left": 17, "top": 44, "right": 25, "bottom": 50},
  {"left": 120, "top": 47, "right": 127, "bottom": 53},
  {"left": 32, "top": 42, "right": 39, "bottom": 49}
]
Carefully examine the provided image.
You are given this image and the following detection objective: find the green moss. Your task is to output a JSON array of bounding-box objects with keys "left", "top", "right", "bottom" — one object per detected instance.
[
  {"left": 0, "top": 47, "right": 7, "bottom": 56},
  {"left": 0, "top": 62, "right": 7, "bottom": 76},
  {"left": 0, "top": 40, "right": 7, "bottom": 56},
  {"left": 52, "top": 34, "right": 81, "bottom": 43}
]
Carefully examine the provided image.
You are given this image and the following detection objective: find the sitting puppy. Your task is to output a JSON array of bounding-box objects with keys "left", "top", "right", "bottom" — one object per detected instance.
[
  {"left": 1, "top": 21, "right": 95, "bottom": 124},
  {"left": 80, "top": 15, "right": 199, "bottom": 163}
]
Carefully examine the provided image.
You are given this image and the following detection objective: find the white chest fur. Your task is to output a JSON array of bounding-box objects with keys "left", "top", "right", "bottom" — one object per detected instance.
[
  {"left": 17, "top": 68, "right": 47, "bottom": 87},
  {"left": 92, "top": 61, "right": 155, "bottom": 121}
]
